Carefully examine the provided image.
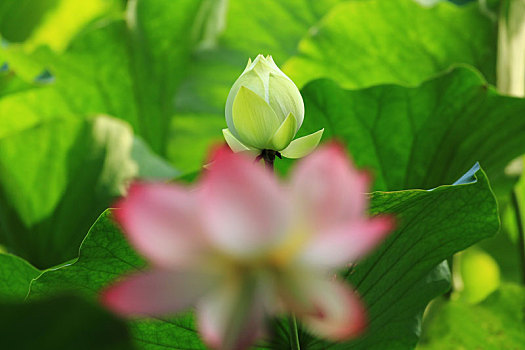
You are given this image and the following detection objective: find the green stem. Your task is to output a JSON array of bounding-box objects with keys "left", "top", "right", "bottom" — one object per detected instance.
[
  {"left": 260, "top": 150, "right": 299, "bottom": 348},
  {"left": 288, "top": 315, "right": 301, "bottom": 350},
  {"left": 511, "top": 190, "right": 525, "bottom": 284}
]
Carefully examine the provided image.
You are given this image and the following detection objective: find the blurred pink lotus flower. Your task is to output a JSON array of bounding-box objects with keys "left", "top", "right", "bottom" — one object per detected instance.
[{"left": 101, "top": 144, "right": 392, "bottom": 349}]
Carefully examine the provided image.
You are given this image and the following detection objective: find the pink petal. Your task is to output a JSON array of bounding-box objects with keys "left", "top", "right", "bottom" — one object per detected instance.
[
  {"left": 114, "top": 182, "right": 204, "bottom": 268},
  {"left": 197, "top": 280, "right": 267, "bottom": 350},
  {"left": 101, "top": 269, "right": 215, "bottom": 317},
  {"left": 200, "top": 147, "right": 289, "bottom": 257},
  {"left": 290, "top": 143, "right": 370, "bottom": 232},
  {"left": 298, "top": 216, "right": 394, "bottom": 268},
  {"left": 299, "top": 279, "right": 367, "bottom": 341}
]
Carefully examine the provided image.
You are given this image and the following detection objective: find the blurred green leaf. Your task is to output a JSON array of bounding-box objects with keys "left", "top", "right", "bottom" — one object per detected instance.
[
  {"left": 479, "top": 227, "right": 522, "bottom": 283},
  {"left": 0, "top": 77, "right": 74, "bottom": 138},
  {"left": 168, "top": 113, "right": 227, "bottom": 174},
  {"left": 0, "top": 0, "right": 60, "bottom": 43},
  {"left": 293, "top": 67, "right": 525, "bottom": 192},
  {"left": 0, "top": 295, "right": 135, "bottom": 350},
  {"left": 176, "top": 0, "right": 347, "bottom": 114},
  {"left": 0, "top": 69, "right": 35, "bottom": 97},
  {"left": 0, "top": 0, "right": 121, "bottom": 51},
  {"left": 22, "top": 0, "right": 122, "bottom": 52},
  {"left": 418, "top": 283, "right": 525, "bottom": 349},
  {"left": 1, "top": 0, "right": 207, "bottom": 156},
  {"left": 284, "top": 0, "right": 497, "bottom": 89},
  {"left": 27, "top": 166, "right": 498, "bottom": 349},
  {"left": 0, "top": 253, "right": 40, "bottom": 301},
  {"left": 0, "top": 116, "right": 137, "bottom": 268},
  {"left": 131, "top": 137, "right": 179, "bottom": 180},
  {"left": 0, "top": 67, "right": 178, "bottom": 267},
  {"left": 458, "top": 247, "right": 501, "bottom": 304}
]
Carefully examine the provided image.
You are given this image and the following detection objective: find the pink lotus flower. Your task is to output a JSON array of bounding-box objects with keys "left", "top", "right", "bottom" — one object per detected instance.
[{"left": 101, "top": 144, "right": 392, "bottom": 349}]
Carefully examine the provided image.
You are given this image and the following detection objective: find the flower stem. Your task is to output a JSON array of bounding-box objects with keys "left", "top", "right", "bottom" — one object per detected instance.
[
  {"left": 260, "top": 149, "right": 281, "bottom": 171},
  {"left": 288, "top": 315, "right": 301, "bottom": 350},
  {"left": 511, "top": 190, "right": 525, "bottom": 284},
  {"left": 259, "top": 150, "right": 299, "bottom": 348}
]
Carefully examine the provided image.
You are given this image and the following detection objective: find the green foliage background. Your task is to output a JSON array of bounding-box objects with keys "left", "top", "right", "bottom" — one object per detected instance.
[{"left": 0, "top": 0, "right": 524, "bottom": 349}]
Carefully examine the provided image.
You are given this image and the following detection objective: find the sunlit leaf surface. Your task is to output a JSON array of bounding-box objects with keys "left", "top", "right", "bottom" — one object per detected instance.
[
  {"left": 293, "top": 67, "right": 525, "bottom": 193},
  {"left": 284, "top": 0, "right": 496, "bottom": 89}
]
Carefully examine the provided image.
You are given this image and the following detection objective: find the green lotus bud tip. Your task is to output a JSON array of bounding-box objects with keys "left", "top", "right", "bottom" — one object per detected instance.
[{"left": 224, "top": 54, "right": 323, "bottom": 159}]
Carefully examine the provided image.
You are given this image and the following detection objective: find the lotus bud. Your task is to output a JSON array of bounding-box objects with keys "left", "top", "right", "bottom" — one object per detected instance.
[{"left": 223, "top": 54, "right": 323, "bottom": 159}]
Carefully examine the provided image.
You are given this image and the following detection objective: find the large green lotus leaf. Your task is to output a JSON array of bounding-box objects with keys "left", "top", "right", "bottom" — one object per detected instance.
[
  {"left": 268, "top": 261, "right": 451, "bottom": 349},
  {"left": 311, "top": 168, "right": 498, "bottom": 349},
  {"left": 283, "top": 0, "right": 496, "bottom": 89},
  {"left": 28, "top": 210, "right": 204, "bottom": 349},
  {"left": 417, "top": 283, "right": 525, "bottom": 349},
  {"left": 0, "top": 252, "right": 134, "bottom": 349},
  {"left": 0, "top": 69, "right": 178, "bottom": 268},
  {"left": 0, "top": 253, "right": 40, "bottom": 301},
  {"left": 0, "top": 116, "right": 138, "bottom": 268},
  {"left": 1, "top": 0, "right": 207, "bottom": 156},
  {"left": 0, "top": 295, "right": 135, "bottom": 350},
  {"left": 289, "top": 67, "right": 525, "bottom": 192},
  {"left": 0, "top": 71, "right": 173, "bottom": 182},
  {"left": 27, "top": 166, "right": 498, "bottom": 349}
]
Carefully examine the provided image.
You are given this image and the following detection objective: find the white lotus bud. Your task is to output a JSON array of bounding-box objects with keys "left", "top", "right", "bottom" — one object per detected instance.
[{"left": 223, "top": 55, "right": 323, "bottom": 159}]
